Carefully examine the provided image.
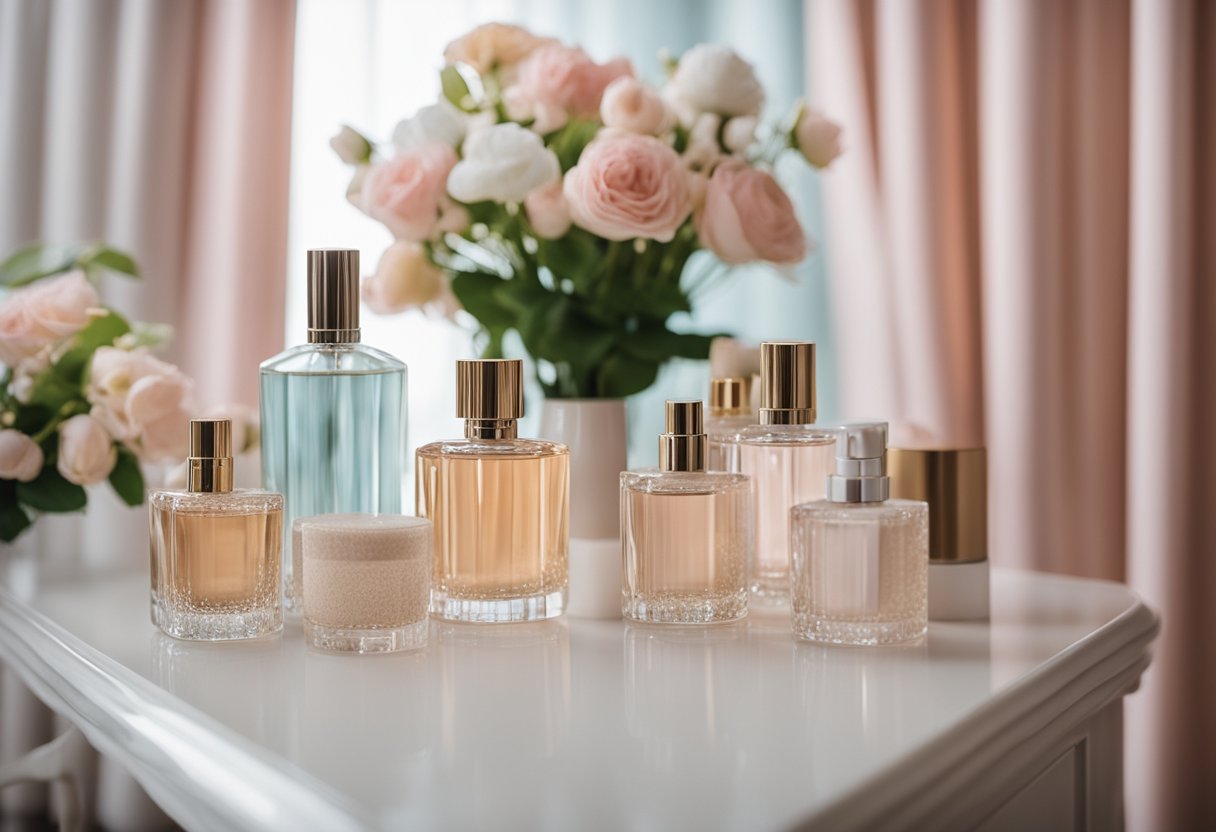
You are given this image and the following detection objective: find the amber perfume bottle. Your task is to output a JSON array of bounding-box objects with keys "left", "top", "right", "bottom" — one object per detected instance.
[
  {"left": 790, "top": 423, "right": 929, "bottom": 645},
  {"left": 722, "top": 341, "right": 835, "bottom": 606},
  {"left": 705, "top": 377, "right": 754, "bottom": 472},
  {"left": 621, "top": 401, "right": 752, "bottom": 624},
  {"left": 150, "top": 419, "right": 283, "bottom": 640},
  {"left": 416, "top": 359, "right": 570, "bottom": 622}
]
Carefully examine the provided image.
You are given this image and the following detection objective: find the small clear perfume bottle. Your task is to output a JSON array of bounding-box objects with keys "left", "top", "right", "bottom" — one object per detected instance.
[
  {"left": 722, "top": 341, "right": 835, "bottom": 606},
  {"left": 621, "top": 401, "right": 752, "bottom": 624},
  {"left": 790, "top": 422, "right": 929, "bottom": 645},
  {"left": 416, "top": 359, "right": 570, "bottom": 622},
  {"left": 705, "top": 377, "right": 754, "bottom": 472},
  {"left": 150, "top": 419, "right": 284, "bottom": 641},
  {"left": 260, "top": 249, "right": 407, "bottom": 614}
]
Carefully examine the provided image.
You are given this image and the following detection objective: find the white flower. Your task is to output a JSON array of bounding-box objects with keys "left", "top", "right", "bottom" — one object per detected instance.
[
  {"left": 0, "top": 429, "right": 43, "bottom": 482},
  {"left": 794, "top": 105, "right": 844, "bottom": 168},
  {"left": 392, "top": 102, "right": 467, "bottom": 152},
  {"left": 329, "top": 125, "right": 372, "bottom": 164},
  {"left": 57, "top": 414, "right": 117, "bottom": 486},
  {"left": 446, "top": 123, "right": 560, "bottom": 204},
  {"left": 722, "top": 116, "right": 758, "bottom": 154},
  {"left": 668, "top": 44, "right": 764, "bottom": 120}
]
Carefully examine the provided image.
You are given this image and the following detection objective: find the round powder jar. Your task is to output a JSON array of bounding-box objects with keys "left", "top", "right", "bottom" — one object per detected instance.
[{"left": 302, "top": 514, "right": 432, "bottom": 654}]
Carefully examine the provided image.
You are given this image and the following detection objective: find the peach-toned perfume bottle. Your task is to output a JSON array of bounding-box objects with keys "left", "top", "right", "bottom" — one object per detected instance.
[
  {"left": 621, "top": 401, "right": 752, "bottom": 623},
  {"left": 790, "top": 423, "right": 929, "bottom": 645},
  {"left": 150, "top": 419, "right": 283, "bottom": 641},
  {"left": 721, "top": 342, "right": 835, "bottom": 606},
  {"left": 705, "top": 377, "right": 754, "bottom": 472},
  {"left": 416, "top": 359, "right": 569, "bottom": 622}
]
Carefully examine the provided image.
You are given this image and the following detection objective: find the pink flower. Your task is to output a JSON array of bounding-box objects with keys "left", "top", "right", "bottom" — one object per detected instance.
[
  {"left": 361, "top": 242, "right": 446, "bottom": 314},
  {"left": 0, "top": 429, "right": 43, "bottom": 482},
  {"left": 359, "top": 143, "right": 458, "bottom": 242},
  {"left": 443, "top": 23, "right": 556, "bottom": 74},
  {"left": 57, "top": 414, "right": 117, "bottom": 486},
  {"left": 88, "top": 347, "right": 193, "bottom": 462},
  {"left": 563, "top": 134, "right": 691, "bottom": 242},
  {"left": 794, "top": 106, "right": 844, "bottom": 168},
  {"left": 600, "top": 77, "right": 673, "bottom": 135},
  {"left": 524, "top": 179, "right": 572, "bottom": 239},
  {"left": 697, "top": 161, "right": 806, "bottom": 265},
  {"left": 0, "top": 271, "right": 100, "bottom": 367},
  {"left": 507, "top": 45, "right": 633, "bottom": 133}
]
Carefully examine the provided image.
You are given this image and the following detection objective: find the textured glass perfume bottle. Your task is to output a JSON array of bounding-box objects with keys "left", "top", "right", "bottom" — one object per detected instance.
[
  {"left": 705, "top": 377, "right": 754, "bottom": 472},
  {"left": 621, "top": 401, "right": 752, "bottom": 623},
  {"left": 723, "top": 342, "right": 835, "bottom": 606},
  {"left": 790, "top": 423, "right": 929, "bottom": 645},
  {"left": 150, "top": 419, "right": 283, "bottom": 640},
  {"left": 417, "top": 359, "right": 569, "bottom": 622},
  {"left": 260, "top": 249, "right": 406, "bottom": 614}
]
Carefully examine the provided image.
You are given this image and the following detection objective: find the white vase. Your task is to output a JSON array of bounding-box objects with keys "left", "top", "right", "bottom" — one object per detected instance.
[{"left": 538, "top": 399, "right": 626, "bottom": 619}]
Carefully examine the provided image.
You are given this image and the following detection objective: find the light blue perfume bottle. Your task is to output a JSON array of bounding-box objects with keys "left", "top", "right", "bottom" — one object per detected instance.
[{"left": 260, "top": 249, "right": 406, "bottom": 614}]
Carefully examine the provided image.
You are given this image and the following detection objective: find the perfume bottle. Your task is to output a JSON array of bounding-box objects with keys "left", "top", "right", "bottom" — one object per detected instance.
[
  {"left": 889, "top": 447, "right": 989, "bottom": 620},
  {"left": 260, "top": 249, "right": 407, "bottom": 614},
  {"left": 621, "top": 401, "right": 751, "bottom": 624},
  {"left": 705, "top": 377, "right": 754, "bottom": 472},
  {"left": 149, "top": 419, "right": 284, "bottom": 641},
  {"left": 416, "top": 359, "right": 569, "bottom": 622},
  {"left": 790, "top": 422, "right": 929, "bottom": 645},
  {"left": 724, "top": 341, "right": 835, "bottom": 605}
]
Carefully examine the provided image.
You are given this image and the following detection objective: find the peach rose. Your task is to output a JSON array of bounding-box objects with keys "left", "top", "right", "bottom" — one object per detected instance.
[
  {"left": 794, "top": 106, "right": 844, "bottom": 168},
  {"left": 506, "top": 45, "right": 633, "bottom": 134},
  {"left": 57, "top": 414, "right": 117, "bottom": 486},
  {"left": 524, "top": 179, "right": 572, "bottom": 239},
  {"left": 697, "top": 160, "right": 806, "bottom": 265},
  {"left": 361, "top": 242, "right": 446, "bottom": 314},
  {"left": 0, "top": 429, "right": 43, "bottom": 482},
  {"left": 359, "top": 143, "right": 458, "bottom": 242},
  {"left": 564, "top": 134, "right": 691, "bottom": 242},
  {"left": 600, "top": 77, "right": 673, "bottom": 135},
  {"left": 443, "top": 23, "right": 556, "bottom": 74},
  {"left": 0, "top": 271, "right": 100, "bottom": 367},
  {"left": 88, "top": 347, "right": 193, "bottom": 462}
]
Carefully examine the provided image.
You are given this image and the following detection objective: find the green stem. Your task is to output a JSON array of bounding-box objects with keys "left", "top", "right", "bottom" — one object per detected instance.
[{"left": 30, "top": 400, "right": 86, "bottom": 444}]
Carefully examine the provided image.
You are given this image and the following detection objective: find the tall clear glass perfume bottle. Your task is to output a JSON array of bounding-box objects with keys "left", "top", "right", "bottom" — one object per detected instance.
[
  {"left": 790, "top": 422, "right": 929, "bottom": 645},
  {"left": 416, "top": 359, "right": 569, "bottom": 622},
  {"left": 260, "top": 249, "right": 407, "bottom": 613},
  {"left": 621, "top": 401, "right": 752, "bottom": 624},
  {"left": 723, "top": 341, "right": 835, "bottom": 606},
  {"left": 705, "top": 377, "right": 754, "bottom": 472},
  {"left": 150, "top": 419, "right": 283, "bottom": 640}
]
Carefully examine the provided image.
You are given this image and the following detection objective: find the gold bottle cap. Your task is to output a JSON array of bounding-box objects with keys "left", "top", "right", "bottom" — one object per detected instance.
[
  {"left": 187, "top": 418, "right": 234, "bottom": 493},
  {"left": 888, "top": 448, "right": 987, "bottom": 563},
  {"left": 709, "top": 377, "right": 751, "bottom": 416},
  {"left": 759, "top": 341, "right": 816, "bottom": 425},
  {"left": 659, "top": 400, "right": 707, "bottom": 472},
  {"left": 307, "top": 249, "right": 361, "bottom": 344},
  {"left": 457, "top": 358, "right": 523, "bottom": 439}
]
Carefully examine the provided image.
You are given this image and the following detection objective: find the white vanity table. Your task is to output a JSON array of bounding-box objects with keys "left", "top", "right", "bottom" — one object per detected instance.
[{"left": 0, "top": 568, "right": 1156, "bottom": 831}]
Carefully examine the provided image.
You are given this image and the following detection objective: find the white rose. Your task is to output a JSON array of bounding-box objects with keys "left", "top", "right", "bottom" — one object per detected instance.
[
  {"left": 794, "top": 106, "right": 843, "bottom": 168},
  {"left": 57, "top": 414, "right": 117, "bottom": 486},
  {"left": 0, "top": 429, "right": 43, "bottom": 482},
  {"left": 600, "top": 77, "right": 673, "bottom": 135},
  {"left": 669, "top": 44, "right": 764, "bottom": 119},
  {"left": 392, "top": 102, "right": 467, "bottom": 152},
  {"left": 722, "top": 116, "right": 758, "bottom": 154},
  {"left": 446, "top": 123, "right": 560, "bottom": 204},
  {"left": 329, "top": 125, "right": 372, "bottom": 164}
]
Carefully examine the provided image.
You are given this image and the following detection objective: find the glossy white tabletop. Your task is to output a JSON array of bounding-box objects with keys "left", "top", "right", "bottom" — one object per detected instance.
[{"left": 0, "top": 568, "right": 1156, "bottom": 832}]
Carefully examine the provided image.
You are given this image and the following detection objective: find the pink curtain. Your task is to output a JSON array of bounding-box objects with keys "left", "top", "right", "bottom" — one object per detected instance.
[
  {"left": 809, "top": 0, "right": 1216, "bottom": 828},
  {"left": 0, "top": 0, "right": 296, "bottom": 407}
]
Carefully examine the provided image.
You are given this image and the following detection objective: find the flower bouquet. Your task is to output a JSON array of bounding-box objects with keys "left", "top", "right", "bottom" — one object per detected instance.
[
  {"left": 333, "top": 23, "right": 841, "bottom": 398},
  {"left": 0, "top": 244, "right": 196, "bottom": 542}
]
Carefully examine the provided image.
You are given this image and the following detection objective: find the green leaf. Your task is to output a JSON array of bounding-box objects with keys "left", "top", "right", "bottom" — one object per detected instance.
[
  {"left": 0, "top": 242, "right": 78, "bottom": 287},
  {"left": 440, "top": 65, "right": 476, "bottom": 112},
  {"left": 449, "top": 272, "right": 517, "bottom": 330},
  {"left": 547, "top": 118, "right": 601, "bottom": 171},
  {"left": 108, "top": 450, "right": 144, "bottom": 506},
  {"left": 56, "top": 312, "right": 131, "bottom": 383},
  {"left": 0, "top": 499, "right": 31, "bottom": 543},
  {"left": 16, "top": 466, "right": 87, "bottom": 513},
  {"left": 84, "top": 246, "right": 139, "bottom": 279},
  {"left": 620, "top": 330, "right": 718, "bottom": 363},
  {"left": 536, "top": 231, "right": 602, "bottom": 291},
  {"left": 595, "top": 350, "right": 661, "bottom": 398}
]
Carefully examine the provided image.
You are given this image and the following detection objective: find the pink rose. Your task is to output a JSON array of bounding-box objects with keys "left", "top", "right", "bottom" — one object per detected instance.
[
  {"left": 361, "top": 242, "right": 446, "bottom": 314},
  {"left": 0, "top": 271, "right": 100, "bottom": 367},
  {"left": 359, "top": 143, "right": 458, "bottom": 242},
  {"left": 794, "top": 107, "right": 843, "bottom": 168},
  {"left": 563, "top": 134, "right": 691, "bottom": 242},
  {"left": 88, "top": 347, "right": 193, "bottom": 462},
  {"left": 600, "top": 77, "right": 673, "bottom": 135},
  {"left": 57, "top": 414, "right": 117, "bottom": 486},
  {"left": 696, "top": 160, "right": 806, "bottom": 265},
  {"left": 443, "top": 23, "right": 556, "bottom": 74},
  {"left": 524, "top": 179, "right": 572, "bottom": 239},
  {"left": 0, "top": 429, "right": 44, "bottom": 482},
  {"left": 507, "top": 45, "right": 633, "bottom": 133}
]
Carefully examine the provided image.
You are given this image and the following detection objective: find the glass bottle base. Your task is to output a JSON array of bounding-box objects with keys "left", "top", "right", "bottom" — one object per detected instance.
[
  {"left": 153, "top": 604, "right": 282, "bottom": 642},
  {"left": 429, "top": 587, "right": 566, "bottom": 623},
  {"left": 305, "top": 618, "right": 429, "bottom": 653},
  {"left": 623, "top": 589, "right": 747, "bottom": 624},
  {"left": 793, "top": 614, "right": 927, "bottom": 646}
]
